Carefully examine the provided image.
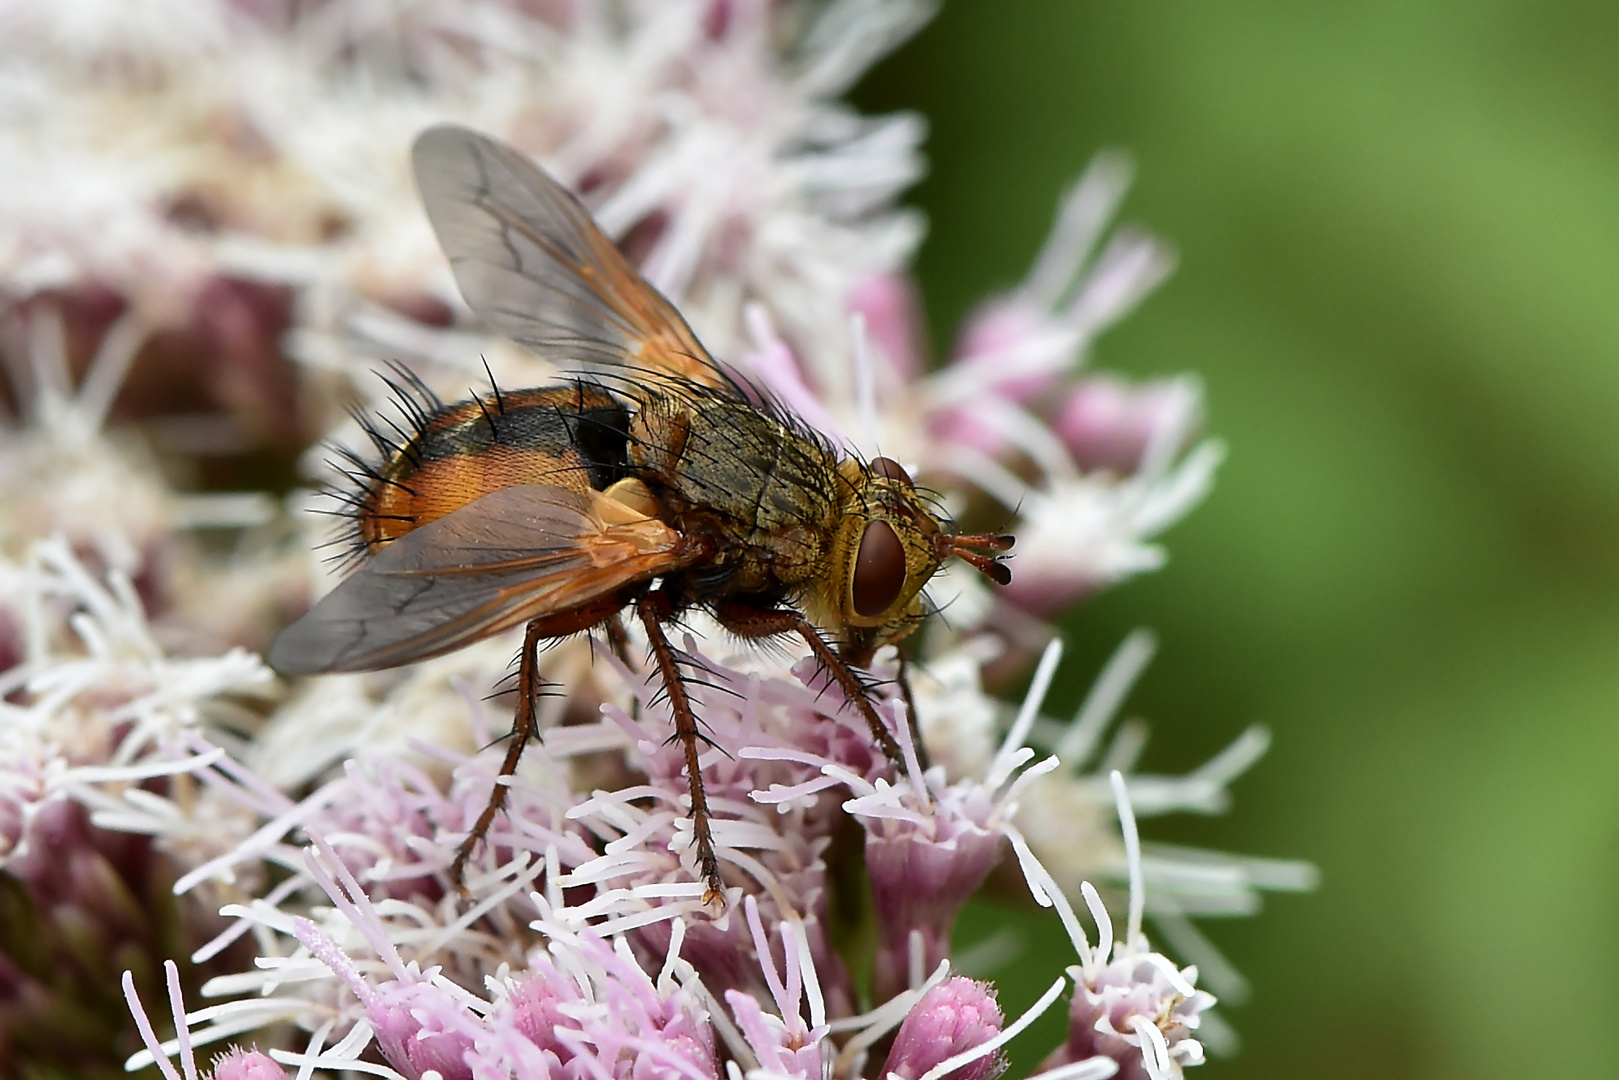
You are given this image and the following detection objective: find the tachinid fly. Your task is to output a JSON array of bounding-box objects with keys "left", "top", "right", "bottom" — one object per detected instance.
[{"left": 269, "top": 125, "right": 1013, "bottom": 904}]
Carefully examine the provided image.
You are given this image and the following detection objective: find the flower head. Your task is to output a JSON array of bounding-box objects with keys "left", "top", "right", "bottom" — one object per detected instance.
[
  {"left": 1025, "top": 774, "right": 1218, "bottom": 1080},
  {"left": 1, "top": 4, "right": 1313, "bottom": 1078}
]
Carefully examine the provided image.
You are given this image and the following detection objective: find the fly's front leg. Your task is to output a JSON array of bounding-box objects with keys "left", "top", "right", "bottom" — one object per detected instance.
[
  {"left": 895, "top": 649, "right": 931, "bottom": 772},
  {"left": 714, "top": 602, "right": 907, "bottom": 769},
  {"left": 636, "top": 590, "right": 724, "bottom": 906}
]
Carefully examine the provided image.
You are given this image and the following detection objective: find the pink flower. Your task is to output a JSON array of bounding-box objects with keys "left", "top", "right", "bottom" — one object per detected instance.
[
  {"left": 0, "top": 7, "right": 1316, "bottom": 1078},
  {"left": 923, "top": 154, "right": 1175, "bottom": 467},
  {"left": 1054, "top": 376, "right": 1200, "bottom": 476},
  {"left": 1045, "top": 955, "right": 1211, "bottom": 1080},
  {"left": 863, "top": 781, "right": 1005, "bottom": 1003},
  {"left": 751, "top": 644, "right": 1067, "bottom": 1004},
  {"left": 1025, "top": 774, "right": 1217, "bottom": 1080},
  {"left": 293, "top": 914, "right": 481, "bottom": 1080},
  {"left": 369, "top": 981, "right": 481, "bottom": 1080},
  {"left": 882, "top": 977, "right": 1005, "bottom": 1080}
]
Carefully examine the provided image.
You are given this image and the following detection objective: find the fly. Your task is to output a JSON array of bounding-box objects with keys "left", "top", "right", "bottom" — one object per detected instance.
[{"left": 269, "top": 125, "right": 1013, "bottom": 904}]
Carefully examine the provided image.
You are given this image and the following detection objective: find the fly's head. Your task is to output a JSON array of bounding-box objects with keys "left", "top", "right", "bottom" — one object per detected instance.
[{"left": 825, "top": 456, "right": 1013, "bottom": 663}]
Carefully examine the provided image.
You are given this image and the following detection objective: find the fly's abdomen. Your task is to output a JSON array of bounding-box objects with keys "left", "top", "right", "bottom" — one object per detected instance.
[{"left": 347, "top": 381, "right": 630, "bottom": 555}]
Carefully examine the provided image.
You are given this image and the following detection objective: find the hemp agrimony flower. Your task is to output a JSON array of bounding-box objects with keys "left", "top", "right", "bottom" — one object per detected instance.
[{"left": 0, "top": 2, "right": 1312, "bottom": 1078}]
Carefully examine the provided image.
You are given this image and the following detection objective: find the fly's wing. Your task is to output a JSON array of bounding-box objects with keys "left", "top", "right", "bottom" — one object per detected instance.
[
  {"left": 269, "top": 485, "right": 695, "bottom": 674},
  {"left": 412, "top": 124, "right": 733, "bottom": 395}
]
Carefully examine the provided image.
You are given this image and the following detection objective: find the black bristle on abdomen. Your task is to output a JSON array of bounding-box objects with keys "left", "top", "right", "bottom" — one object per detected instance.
[
  {"left": 317, "top": 373, "right": 638, "bottom": 569},
  {"left": 319, "top": 367, "right": 451, "bottom": 566}
]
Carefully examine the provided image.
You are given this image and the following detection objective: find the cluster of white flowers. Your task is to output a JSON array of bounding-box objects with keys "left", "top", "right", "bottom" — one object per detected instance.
[{"left": 0, "top": 2, "right": 1312, "bottom": 1078}]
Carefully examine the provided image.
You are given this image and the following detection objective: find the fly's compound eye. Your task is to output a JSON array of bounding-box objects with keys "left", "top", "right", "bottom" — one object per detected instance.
[
  {"left": 852, "top": 519, "right": 907, "bottom": 617},
  {"left": 868, "top": 456, "right": 913, "bottom": 486}
]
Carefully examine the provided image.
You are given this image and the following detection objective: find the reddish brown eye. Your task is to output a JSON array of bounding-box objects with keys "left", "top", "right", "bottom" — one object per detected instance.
[
  {"left": 868, "top": 456, "right": 913, "bottom": 486},
  {"left": 852, "top": 520, "right": 907, "bottom": 617}
]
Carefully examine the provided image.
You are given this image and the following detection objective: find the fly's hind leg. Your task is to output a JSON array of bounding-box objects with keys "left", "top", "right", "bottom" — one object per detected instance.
[
  {"left": 714, "top": 601, "right": 908, "bottom": 770},
  {"left": 450, "top": 594, "right": 628, "bottom": 893},
  {"left": 636, "top": 590, "right": 724, "bottom": 907},
  {"left": 450, "top": 618, "right": 547, "bottom": 891}
]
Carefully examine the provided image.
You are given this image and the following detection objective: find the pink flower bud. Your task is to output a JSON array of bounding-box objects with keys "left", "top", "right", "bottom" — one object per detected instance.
[
  {"left": 208, "top": 1047, "right": 290, "bottom": 1080},
  {"left": 882, "top": 977, "right": 1005, "bottom": 1080},
  {"left": 502, "top": 968, "right": 576, "bottom": 1061}
]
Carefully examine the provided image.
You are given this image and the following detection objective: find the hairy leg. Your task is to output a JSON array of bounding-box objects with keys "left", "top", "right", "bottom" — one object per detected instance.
[
  {"left": 637, "top": 590, "right": 724, "bottom": 906},
  {"left": 715, "top": 601, "right": 907, "bottom": 766},
  {"left": 450, "top": 594, "right": 627, "bottom": 891},
  {"left": 895, "top": 649, "right": 932, "bottom": 772},
  {"left": 450, "top": 618, "right": 546, "bottom": 890}
]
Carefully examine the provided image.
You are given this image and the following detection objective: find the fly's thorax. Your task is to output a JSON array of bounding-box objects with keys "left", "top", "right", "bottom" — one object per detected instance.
[
  {"left": 356, "top": 382, "right": 630, "bottom": 552},
  {"left": 629, "top": 394, "right": 840, "bottom": 563},
  {"left": 816, "top": 456, "right": 946, "bottom": 643}
]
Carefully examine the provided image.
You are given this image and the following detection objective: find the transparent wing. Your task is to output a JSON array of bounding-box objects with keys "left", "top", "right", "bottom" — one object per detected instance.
[
  {"left": 412, "top": 123, "right": 732, "bottom": 393},
  {"left": 269, "top": 485, "right": 695, "bottom": 674}
]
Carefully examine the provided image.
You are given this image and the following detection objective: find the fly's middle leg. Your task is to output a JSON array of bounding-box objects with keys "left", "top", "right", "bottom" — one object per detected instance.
[
  {"left": 636, "top": 590, "right": 724, "bottom": 907},
  {"left": 603, "top": 613, "right": 635, "bottom": 669},
  {"left": 602, "top": 613, "right": 644, "bottom": 721}
]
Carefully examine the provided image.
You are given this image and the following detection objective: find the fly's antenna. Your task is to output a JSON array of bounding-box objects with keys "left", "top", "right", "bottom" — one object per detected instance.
[{"left": 937, "top": 530, "right": 1015, "bottom": 586}]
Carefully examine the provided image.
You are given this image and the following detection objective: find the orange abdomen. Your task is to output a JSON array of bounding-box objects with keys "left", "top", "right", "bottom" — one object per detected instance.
[{"left": 355, "top": 382, "right": 631, "bottom": 553}]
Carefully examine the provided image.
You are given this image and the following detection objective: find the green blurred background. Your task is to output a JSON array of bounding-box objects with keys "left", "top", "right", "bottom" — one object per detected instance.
[{"left": 857, "top": 3, "right": 1619, "bottom": 1078}]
